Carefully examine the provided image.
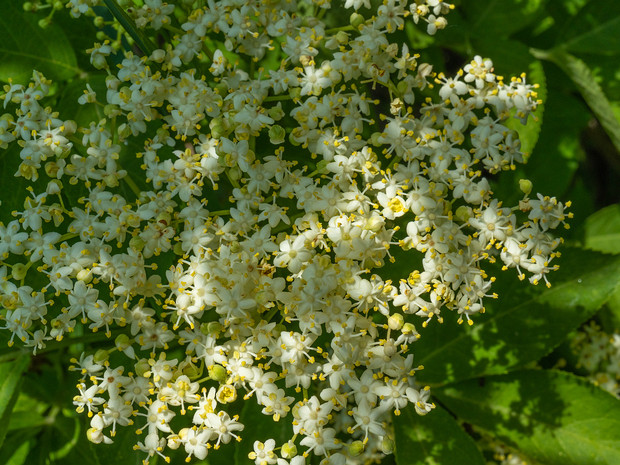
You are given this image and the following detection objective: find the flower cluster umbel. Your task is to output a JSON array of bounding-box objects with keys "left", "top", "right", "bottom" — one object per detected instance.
[{"left": 1, "top": 0, "right": 571, "bottom": 464}]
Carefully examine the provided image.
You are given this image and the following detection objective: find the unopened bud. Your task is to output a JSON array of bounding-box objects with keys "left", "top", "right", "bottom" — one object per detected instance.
[
  {"left": 519, "top": 178, "right": 533, "bottom": 196},
  {"left": 381, "top": 436, "right": 395, "bottom": 454},
  {"left": 350, "top": 13, "right": 365, "bottom": 29},
  {"left": 455, "top": 205, "right": 472, "bottom": 222},
  {"left": 335, "top": 31, "right": 349, "bottom": 44},
  {"left": 135, "top": 359, "right": 150, "bottom": 377},
  {"left": 46, "top": 180, "right": 62, "bottom": 195},
  {"left": 268, "top": 105, "right": 285, "bottom": 121},
  {"left": 268, "top": 125, "right": 286, "bottom": 144},
  {"left": 12, "top": 263, "right": 28, "bottom": 281},
  {"left": 93, "top": 349, "right": 109, "bottom": 364},
  {"left": 115, "top": 334, "right": 131, "bottom": 351},
  {"left": 76, "top": 268, "right": 93, "bottom": 283},
  {"left": 402, "top": 322, "right": 417, "bottom": 335},
  {"left": 388, "top": 313, "right": 404, "bottom": 331},
  {"left": 129, "top": 236, "right": 145, "bottom": 252},
  {"left": 348, "top": 440, "right": 365, "bottom": 456}
]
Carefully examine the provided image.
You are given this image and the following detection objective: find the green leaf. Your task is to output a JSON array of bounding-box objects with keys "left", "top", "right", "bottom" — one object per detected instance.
[
  {"left": 584, "top": 203, "right": 620, "bottom": 253},
  {"left": 436, "top": 370, "right": 620, "bottom": 465},
  {"left": 465, "top": 0, "right": 549, "bottom": 38},
  {"left": 0, "top": 355, "right": 30, "bottom": 449},
  {"left": 415, "top": 248, "right": 620, "bottom": 386},
  {"left": 534, "top": 48, "right": 620, "bottom": 156},
  {"left": 393, "top": 403, "right": 485, "bottom": 465},
  {"left": 233, "top": 399, "right": 293, "bottom": 465},
  {"left": 506, "top": 59, "right": 547, "bottom": 156},
  {"left": 583, "top": 203, "right": 620, "bottom": 327},
  {"left": 0, "top": 3, "right": 80, "bottom": 83},
  {"left": 558, "top": 0, "right": 620, "bottom": 54}
]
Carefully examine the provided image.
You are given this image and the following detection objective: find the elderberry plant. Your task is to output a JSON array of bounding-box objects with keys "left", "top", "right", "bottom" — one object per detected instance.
[{"left": 1, "top": 1, "right": 574, "bottom": 464}]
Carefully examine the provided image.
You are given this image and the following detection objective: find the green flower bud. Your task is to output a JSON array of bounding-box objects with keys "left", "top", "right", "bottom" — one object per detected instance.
[
  {"left": 12, "top": 263, "right": 29, "bottom": 281},
  {"left": 38, "top": 17, "right": 51, "bottom": 29},
  {"left": 519, "top": 178, "right": 533, "bottom": 196},
  {"left": 94, "top": 16, "right": 105, "bottom": 28},
  {"left": 115, "top": 334, "right": 132, "bottom": 351},
  {"left": 350, "top": 13, "right": 365, "bottom": 29},
  {"left": 268, "top": 104, "right": 285, "bottom": 121},
  {"left": 381, "top": 436, "right": 395, "bottom": 454},
  {"left": 208, "top": 364, "right": 228, "bottom": 383},
  {"left": 388, "top": 313, "right": 404, "bottom": 331},
  {"left": 173, "top": 241, "right": 185, "bottom": 256},
  {"left": 269, "top": 125, "right": 286, "bottom": 144},
  {"left": 129, "top": 236, "right": 145, "bottom": 253},
  {"left": 93, "top": 349, "right": 109, "bottom": 364},
  {"left": 182, "top": 361, "right": 203, "bottom": 380},
  {"left": 133, "top": 360, "right": 149, "bottom": 378},
  {"left": 335, "top": 30, "right": 349, "bottom": 44},
  {"left": 76, "top": 268, "right": 93, "bottom": 284},
  {"left": 348, "top": 440, "right": 365, "bottom": 456},
  {"left": 455, "top": 205, "right": 472, "bottom": 222}
]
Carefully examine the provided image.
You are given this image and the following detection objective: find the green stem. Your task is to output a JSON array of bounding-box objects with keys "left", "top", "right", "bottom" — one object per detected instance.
[{"left": 104, "top": 0, "right": 157, "bottom": 56}]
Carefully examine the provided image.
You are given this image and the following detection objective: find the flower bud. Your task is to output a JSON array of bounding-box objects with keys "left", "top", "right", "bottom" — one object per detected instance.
[
  {"left": 38, "top": 17, "right": 51, "bottom": 29},
  {"left": 402, "top": 322, "right": 417, "bottom": 335},
  {"left": 381, "top": 436, "right": 395, "bottom": 454},
  {"left": 93, "top": 349, "right": 109, "bottom": 364},
  {"left": 268, "top": 104, "right": 285, "bottom": 121},
  {"left": 12, "top": 263, "right": 29, "bottom": 281},
  {"left": 335, "top": 31, "right": 349, "bottom": 44},
  {"left": 519, "top": 178, "right": 533, "bottom": 196},
  {"left": 46, "top": 180, "right": 62, "bottom": 195},
  {"left": 388, "top": 313, "right": 404, "bottom": 331},
  {"left": 129, "top": 236, "right": 145, "bottom": 253},
  {"left": 268, "top": 125, "right": 286, "bottom": 144},
  {"left": 348, "top": 440, "right": 365, "bottom": 456},
  {"left": 135, "top": 359, "right": 151, "bottom": 377},
  {"left": 76, "top": 268, "right": 93, "bottom": 284},
  {"left": 115, "top": 334, "right": 132, "bottom": 351},
  {"left": 455, "top": 205, "right": 472, "bottom": 222},
  {"left": 208, "top": 365, "right": 228, "bottom": 383},
  {"left": 94, "top": 16, "right": 105, "bottom": 28},
  {"left": 350, "top": 13, "right": 365, "bottom": 28}
]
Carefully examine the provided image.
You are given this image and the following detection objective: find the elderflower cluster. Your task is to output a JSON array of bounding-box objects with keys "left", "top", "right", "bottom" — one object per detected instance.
[{"left": 1, "top": 0, "right": 571, "bottom": 464}]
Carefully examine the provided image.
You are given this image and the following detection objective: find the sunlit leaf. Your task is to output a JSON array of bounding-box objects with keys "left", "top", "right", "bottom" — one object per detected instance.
[
  {"left": 393, "top": 403, "right": 485, "bottom": 465},
  {"left": 436, "top": 370, "right": 620, "bottom": 465},
  {"left": 415, "top": 248, "right": 620, "bottom": 386},
  {"left": 0, "top": 354, "right": 30, "bottom": 449}
]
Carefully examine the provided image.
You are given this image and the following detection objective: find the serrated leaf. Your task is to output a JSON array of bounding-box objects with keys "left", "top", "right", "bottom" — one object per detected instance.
[
  {"left": 559, "top": 0, "right": 620, "bottom": 54},
  {"left": 415, "top": 248, "right": 620, "bottom": 386},
  {"left": 436, "top": 370, "right": 620, "bottom": 465},
  {"left": 0, "top": 355, "right": 30, "bottom": 449},
  {"left": 393, "top": 403, "right": 485, "bottom": 465},
  {"left": 0, "top": 3, "right": 80, "bottom": 83}
]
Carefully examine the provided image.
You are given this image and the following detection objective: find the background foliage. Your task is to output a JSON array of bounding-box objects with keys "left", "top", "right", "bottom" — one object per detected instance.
[{"left": 1, "top": 0, "right": 620, "bottom": 464}]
